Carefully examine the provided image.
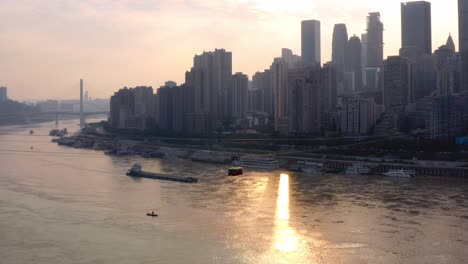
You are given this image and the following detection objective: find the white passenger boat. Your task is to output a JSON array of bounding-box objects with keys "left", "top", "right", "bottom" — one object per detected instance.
[
  {"left": 296, "top": 161, "right": 323, "bottom": 175},
  {"left": 383, "top": 169, "right": 415, "bottom": 178},
  {"left": 238, "top": 155, "right": 279, "bottom": 169},
  {"left": 346, "top": 163, "right": 371, "bottom": 175}
]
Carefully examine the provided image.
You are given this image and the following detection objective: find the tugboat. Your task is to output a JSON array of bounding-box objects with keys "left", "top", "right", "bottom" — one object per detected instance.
[
  {"left": 228, "top": 155, "right": 243, "bottom": 176},
  {"left": 228, "top": 166, "right": 244, "bottom": 176},
  {"left": 127, "top": 164, "right": 143, "bottom": 176}
]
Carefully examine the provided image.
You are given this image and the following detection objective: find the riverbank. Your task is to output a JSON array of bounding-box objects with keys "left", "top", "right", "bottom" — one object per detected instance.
[{"left": 50, "top": 124, "right": 468, "bottom": 178}]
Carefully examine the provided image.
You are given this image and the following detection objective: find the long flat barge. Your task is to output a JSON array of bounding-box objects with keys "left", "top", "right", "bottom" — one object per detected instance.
[{"left": 127, "top": 164, "right": 198, "bottom": 183}]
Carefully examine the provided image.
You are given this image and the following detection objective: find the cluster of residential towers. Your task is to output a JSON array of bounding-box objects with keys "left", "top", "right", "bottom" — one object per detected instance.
[{"left": 110, "top": 1, "right": 468, "bottom": 142}]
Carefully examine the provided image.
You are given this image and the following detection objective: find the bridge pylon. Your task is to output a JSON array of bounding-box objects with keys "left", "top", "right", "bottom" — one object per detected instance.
[{"left": 80, "top": 79, "right": 85, "bottom": 129}]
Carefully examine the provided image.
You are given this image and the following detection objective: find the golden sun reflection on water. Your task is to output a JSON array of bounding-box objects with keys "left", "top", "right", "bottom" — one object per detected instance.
[{"left": 274, "top": 174, "right": 300, "bottom": 253}]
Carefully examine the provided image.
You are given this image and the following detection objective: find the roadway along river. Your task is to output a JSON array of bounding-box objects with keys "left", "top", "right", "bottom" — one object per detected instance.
[{"left": 1, "top": 120, "right": 468, "bottom": 264}]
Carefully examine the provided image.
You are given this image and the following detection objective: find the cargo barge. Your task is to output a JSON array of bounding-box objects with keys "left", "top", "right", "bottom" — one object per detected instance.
[{"left": 126, "top": 164, "right": 198, "bottom": 183}]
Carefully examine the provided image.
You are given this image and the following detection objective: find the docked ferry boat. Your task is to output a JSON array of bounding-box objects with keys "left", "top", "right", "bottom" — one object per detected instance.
[
  {"left": 293, "top": 161, "right": 324, "bottom": 174},
  {"left": 238, "top": 156, "right": 279, "bottom": 169},
  {"left": 383, "top": 169, "right": 415, "bottom": 178},
  {"left": 346, "top": 163, "right": 371, "bottom": 175}
]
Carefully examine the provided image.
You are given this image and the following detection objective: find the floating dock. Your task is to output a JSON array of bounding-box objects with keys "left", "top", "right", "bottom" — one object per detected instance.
[{"left": 127, "top": 171, "right": 198, "bottom": 183}]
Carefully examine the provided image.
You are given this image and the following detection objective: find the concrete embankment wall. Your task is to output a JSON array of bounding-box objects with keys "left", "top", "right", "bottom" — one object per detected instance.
[{"left": 279, "top": 156, "right": 468, "bottom": 178}]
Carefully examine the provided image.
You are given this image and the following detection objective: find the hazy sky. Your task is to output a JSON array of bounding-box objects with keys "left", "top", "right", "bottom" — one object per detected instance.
[{"left": 0, "top": 0, "right": 459, "bottom": 100}]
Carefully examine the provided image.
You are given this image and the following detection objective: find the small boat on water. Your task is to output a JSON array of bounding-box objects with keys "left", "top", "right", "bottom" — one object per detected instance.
[
  {"left": 383, "top": 169, "right": 415, "bottom": 178},
  {"left": 147, "top": 212, "right": 158, "bottom": 217}
]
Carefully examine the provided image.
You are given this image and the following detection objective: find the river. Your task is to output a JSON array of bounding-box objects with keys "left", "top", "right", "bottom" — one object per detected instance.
[{"left": 1, "top": 120, "right": 467, "bottom": 264}]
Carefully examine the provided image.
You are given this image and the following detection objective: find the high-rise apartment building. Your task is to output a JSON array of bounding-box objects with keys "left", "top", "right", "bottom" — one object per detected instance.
[
  {"left": 425, "top": 93, "right": 468, "bottom": 141},
  {"left": 321, "top": 62, "right": 338, "bottom": 113},
  {"left": 0, "top": 87, "right": 7, "bottom": 102},
  {"left": 401, "top": 1, "right": 432, "bottom": 54},
  {"left": 186, "top": 49, "right": 232, "bottom": 127},
  {"left": 288, "top": 67, "right": 322, "bottom": 135},
  {"left": 341, "top": 96, "right": 378, "bottom": 136},
  {"left": 271, "top": 58, "right": 290, "bottom": 133},
  {"left": 230, "top": 73, "right": 249, "bottom": 118},
  {"left": 301, "top": 20, "right": 321, "bottom": 67},
  {"left": 383, "top": 56, "right": 415, "bottom": 111},
  {"left": 252, "top": 70, "right": 273, "bottom": 115},
  {"left": 109, "top": 86, "right": 155, "bottom": 130}
]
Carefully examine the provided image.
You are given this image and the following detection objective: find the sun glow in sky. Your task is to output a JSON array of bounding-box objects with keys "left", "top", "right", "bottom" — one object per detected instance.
[{"left": 0, "top": 0, "right": 460, "bottom": 100}]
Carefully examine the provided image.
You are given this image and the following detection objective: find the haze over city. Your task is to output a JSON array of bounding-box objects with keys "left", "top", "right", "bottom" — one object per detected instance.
[{"left": 0, "top": 0, "right": 460, "bottom": 100}]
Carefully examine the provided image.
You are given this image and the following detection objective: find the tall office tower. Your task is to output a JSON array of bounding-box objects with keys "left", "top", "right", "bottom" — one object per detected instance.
[
  {"left": 332, "top": 24, "right": 348, "bottom": 93},
  {"left": 0, "top": 87, "right": 7, "bottom": 102},
  {"left": 271, "top": 58, "right": 290, "bottom": 133},
  {"left": 401, "top": 1, "right": 432, "bottom": 54},
  {"left": 399, "top": 46, "right": 436, "bottom": 100},
  {"left": 230, "top": 73, "right": 249, "bottom": 118},
  {"left": 434, "top": 35, "right": 458, "bottom": 95},
  {"left": 187, "top": 49, "right": 232, "bottom": 125},
  {"left": 459, "top": 0, "right": 468, "bottom": 91},
  {"left": 366, "top": 13, "right": 384, "bottom": 68},
  {"left": 347, "top": 35, "right": 363, "bottom": 91},
  {"left": 383, "top": 56, "right": 415, "bottom": 111},
  {"left": 252, "top": 70, "right": 274, "bottom": 115},
  {"left": 288, "top": 67, "right": 322, "bottom": 135},
  {"left": 301, "top": 20, "right": 321, "bottom": 67}
]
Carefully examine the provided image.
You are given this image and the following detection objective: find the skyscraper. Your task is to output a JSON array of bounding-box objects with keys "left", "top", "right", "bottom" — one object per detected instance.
[
  {"left": 459, "top": 0, "right": 468, "bottom": 90},
  {"left": 366, "top": 13, "right": 384, "bottom": 68},
  {"left": 347, "top": 35, "right": 363, "bottom": 91},
  {"left": 301, "top": 20, "right": 321, "bottom": 67},
  {"left": 434, "top": 35, "right": 458, "bottom": 95},
  {"left": 332, "top": 24, "right": 348, "bottom": 93},
  {"left": 401, "top": 1, "right": 432, "bottom": 54}
]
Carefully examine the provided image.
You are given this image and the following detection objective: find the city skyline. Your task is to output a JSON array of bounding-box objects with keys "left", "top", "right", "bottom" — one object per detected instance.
[{"left": 0, "top": 0, "right": 461, "bottom": 100}]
